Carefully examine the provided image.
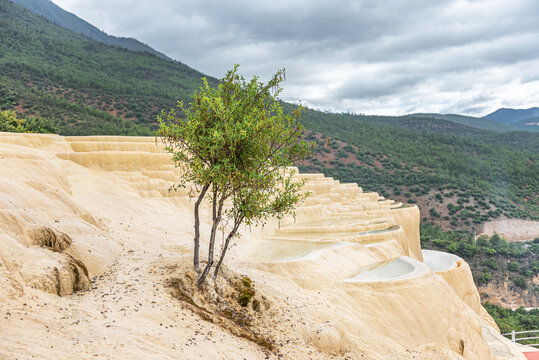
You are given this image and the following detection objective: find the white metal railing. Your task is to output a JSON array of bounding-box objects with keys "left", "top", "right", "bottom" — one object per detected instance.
[{"left": 502, "top": 330, "right": 539, "bottom": 347}]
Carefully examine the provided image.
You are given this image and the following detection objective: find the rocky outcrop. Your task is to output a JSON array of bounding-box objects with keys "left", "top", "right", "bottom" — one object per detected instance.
[
  {"left": 0, "top": 134, "right": 118, "bottom": 298},
  {"left": 27, "top": 227, "right": 90, "bottom": 295},
  {"left": 29, "top": 227, "right": 73, "bottom": 252},
  {"left": 1, "top": 225, "right": 90, "bottom": 296}
]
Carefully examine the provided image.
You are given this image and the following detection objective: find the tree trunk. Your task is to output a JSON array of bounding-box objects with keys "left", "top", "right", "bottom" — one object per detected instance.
[
  {"left": 196, "top": 191, "right": 225, "bottom": 287},
  {"left": 193, "top": 184, "right": 209, "bottom": 274},
  {"left": 212, "top": 220, "right": 241, "bottom": 280}
]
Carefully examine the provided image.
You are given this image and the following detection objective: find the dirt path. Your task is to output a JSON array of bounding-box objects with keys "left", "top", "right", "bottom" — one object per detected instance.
[{"left": 0, "top": 202, "right": 283, "bottom": 360}]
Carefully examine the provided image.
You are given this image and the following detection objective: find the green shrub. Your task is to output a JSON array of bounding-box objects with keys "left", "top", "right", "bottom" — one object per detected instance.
[
  {"left": 476, "top": 236, "right": 489, "bottom": 247},
  {"left": 483, "top": 259, "right": 498, "bottom": 270},
  {"left": 490, "top": 233, "right": 504, "bottom": 247},
  {"left": 0, "top": 110, "right": 26, "bottom": 132},
  {"left": 514, "top": 277, "right": 527, "bottom": 289},
  {"left": 479, "top": 271, "right": 492, "bottom": 284},
  {"left": 458, "top": 243, "right": 477, "bottom": 257},
  {"left": 337, "top": 150, "right": 348, "bottom": 159},
  {"left": 429, "top": 208, "right": 441, "bottom": 218},
  {"left": 0, "top": 110, "right": 57, "bottom": 134},
  {"left": 447, "top": 242, "right": 459, "bottom": 254}
]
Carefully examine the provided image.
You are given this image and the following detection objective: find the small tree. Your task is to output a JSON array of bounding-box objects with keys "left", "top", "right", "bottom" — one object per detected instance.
[
  {"left": 0, "top": 110, "right": 57, "bottom": 133},
  {"left": 158, "top": 65, "right": 312, "bottom": 287}
]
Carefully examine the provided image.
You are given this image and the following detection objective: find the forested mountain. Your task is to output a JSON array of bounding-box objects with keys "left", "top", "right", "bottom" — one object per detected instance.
[
  {"left": 408, "top": 113, "right": 525, "bottom": 132},
  {"left": 485, "top": 107, "right": 539, "bottom": 129},
  {"left": 9, "top": 0, "right": 170, "bottom": 59},
  {"left": 1, "top": 0, "right": 537, "bottom": 231},
  {"left": 296, "top": 109, "right": 538, "bottom": 230},
  {"left": 0, "top": 0, "right": 213, "bottom": 135}
]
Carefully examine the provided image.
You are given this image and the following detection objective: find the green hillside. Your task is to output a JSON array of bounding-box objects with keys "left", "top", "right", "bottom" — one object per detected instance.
[
  {"left": 513, "top": 116, "right": 539, "bottom": 129},
  {"left": 486, "top": 107, "right": 539, "bottom": 124},
  {"left": 0, "top": 0, "right": 214, "bottom": 135},
  {"left": 408, "top": 113, "right": 525, "bottom": 132},
  {"left": 297, "top": 109, "right": 538, "bottom": 228},
  {"left": 10, "top": 0, "right": 170, "bottom": 59},
  {"left": 1, "top": 0, "right": 537, "bottom": 228},
  {"left": 420, "top": 223, "right": 539, "bottom": 305}
]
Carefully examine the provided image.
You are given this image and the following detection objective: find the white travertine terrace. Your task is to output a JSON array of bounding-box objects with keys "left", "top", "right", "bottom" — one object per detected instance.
[
  {"left": 0, "top": 133, "right": 525, "bottom": 359},
  {"left": 422, "top": 249, "right": 483, "bottom": 316},
  {"left": 343, "top": 257, "right": 430, "bottom": 283}
]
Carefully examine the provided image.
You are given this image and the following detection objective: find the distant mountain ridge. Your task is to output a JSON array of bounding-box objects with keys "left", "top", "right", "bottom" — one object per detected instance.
[
  {"left": 9, "top": 0, "right": 170, "bottom": 60},
  {"left": 484, "top": 107, "right": 539, "bottom": 128},
  {"left": 407, "top": 113, "right": 522, "bottom": 132}
]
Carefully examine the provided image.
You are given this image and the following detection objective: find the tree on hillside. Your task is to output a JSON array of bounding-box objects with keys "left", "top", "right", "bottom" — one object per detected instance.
[
  {"left": 0, "top": 110, "right": 26, "bottom": 133},
  {"left": 157, "top": 65, "right": 312, "bottom": 287},
  {"left": 0, "top": 110, "right": 57, "bottom": 133}
]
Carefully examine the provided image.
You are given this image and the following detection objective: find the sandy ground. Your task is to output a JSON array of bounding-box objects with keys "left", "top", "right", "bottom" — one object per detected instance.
[
  {"left": 480, "top": 220, "right": 539, "bottom": 242},
  {"left": 0, "top": 133, "right": 527, "bottom": 360}
]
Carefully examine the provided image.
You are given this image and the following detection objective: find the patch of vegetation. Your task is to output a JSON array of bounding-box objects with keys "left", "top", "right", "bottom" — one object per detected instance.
[
  {"left": 297, "top": 108, "right": 538, "bottom": 229},
  {"left": 235, "top": 277, "right": 256, "bottom": 308},
  {"left": 421, "top": 223, "right": 539, "bottom": 297},
  {"left": 485, "top": 303, "right": 539, "bottom": 337},
  {"left": 0, "top": 109, "right": 57, "bottom": 133},
  {"left": 167, "top": 268, "right": 274, "bottom": 352},
  {"left": 0, "top": 0, "right": 210, "bottom": 134}
]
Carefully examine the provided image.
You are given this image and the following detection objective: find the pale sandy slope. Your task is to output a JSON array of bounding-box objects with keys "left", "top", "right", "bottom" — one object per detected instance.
[
  {"left": 0, "top": 133, "right": 525, "bottom": 360},
  {"left": 480, "top": 219, "right": 539, "bottom": 242}
]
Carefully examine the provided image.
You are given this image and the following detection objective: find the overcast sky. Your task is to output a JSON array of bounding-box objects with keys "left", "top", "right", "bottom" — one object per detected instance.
[{"left": 53, "top": 0, "right": 539, "bottom": 116}]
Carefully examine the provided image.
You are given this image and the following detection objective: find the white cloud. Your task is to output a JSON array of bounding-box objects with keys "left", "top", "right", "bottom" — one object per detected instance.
[{"left": 52, "top": 0, "right": 539, "bottom": 116}]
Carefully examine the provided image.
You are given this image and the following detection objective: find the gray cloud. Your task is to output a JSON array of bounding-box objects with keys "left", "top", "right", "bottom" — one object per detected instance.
[{"left": 54, "top": 0, "right": 539, "bottom": 116}]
